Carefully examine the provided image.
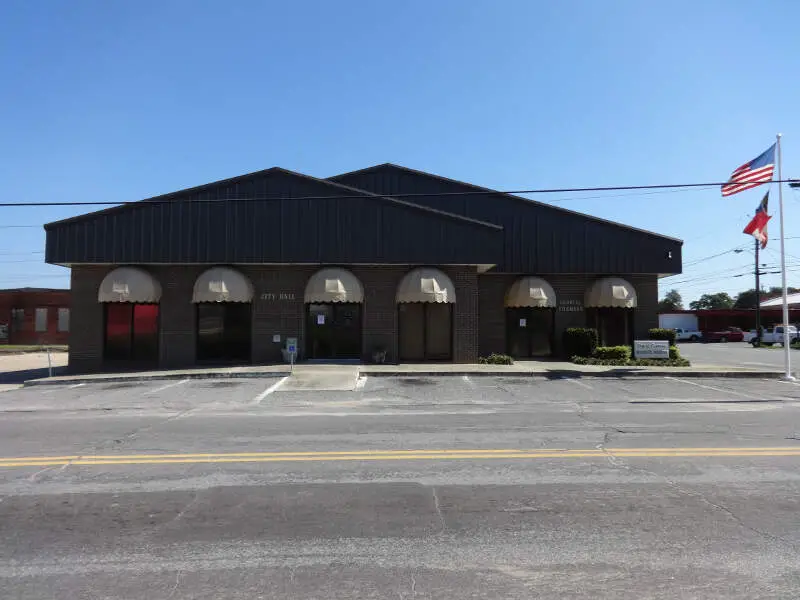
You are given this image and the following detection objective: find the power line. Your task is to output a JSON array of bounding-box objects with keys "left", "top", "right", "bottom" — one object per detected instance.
[{"left": 0, "top": 180, "right": 793, "bottom": 208}]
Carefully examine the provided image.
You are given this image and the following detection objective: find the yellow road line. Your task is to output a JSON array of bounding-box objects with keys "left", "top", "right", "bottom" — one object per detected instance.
[
  {"left": 2, "top": 446, "right": 797, "bottom": 463},
  {"left": 0, "top": 446, "right": 798, "bottom": 468}
]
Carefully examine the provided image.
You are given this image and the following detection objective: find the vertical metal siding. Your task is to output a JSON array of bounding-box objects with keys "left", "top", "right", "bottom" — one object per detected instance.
[
  {"left": 44, "top": 170, "right": 503, "bottom": 266},
  {"left": 333, "top": 167, "right": 682, "bottom": 275}
]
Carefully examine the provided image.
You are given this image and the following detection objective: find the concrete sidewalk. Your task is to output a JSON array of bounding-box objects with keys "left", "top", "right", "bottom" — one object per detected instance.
[
  {"left": 1, "top": 352, "right": 69, "bottom": 392},
  {"left": 18, "top": 359, "right": 788, "bottom": 387}
]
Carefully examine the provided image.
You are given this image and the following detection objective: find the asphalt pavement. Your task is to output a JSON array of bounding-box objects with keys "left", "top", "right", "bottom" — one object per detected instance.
[
  {"left": 1, "top": 375, "right": 799, "bottom": 599},
  {"left": 678, "top": 340, "right": 799, "bottom": 370}
]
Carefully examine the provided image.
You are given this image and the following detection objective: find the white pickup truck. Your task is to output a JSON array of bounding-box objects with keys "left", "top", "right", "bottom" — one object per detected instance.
[
  {"left": 749, "top": 325, "right": 799, "bottom": 346},
  {"left": 673, "top": 327, "right": 702, "bottom": 342}
]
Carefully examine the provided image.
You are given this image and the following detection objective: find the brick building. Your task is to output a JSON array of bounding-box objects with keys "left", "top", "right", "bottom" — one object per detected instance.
[
  {"left": 0, "top": 288, "right": 70, "bottom": 346},
  {"left": 44, "top": 164, "right": 682, "bottom": 373}
]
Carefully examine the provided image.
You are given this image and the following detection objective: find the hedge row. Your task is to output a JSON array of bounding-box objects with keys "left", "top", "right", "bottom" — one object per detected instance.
[{"left": 572, "top": 357, "right": 691, "bottom": 367}]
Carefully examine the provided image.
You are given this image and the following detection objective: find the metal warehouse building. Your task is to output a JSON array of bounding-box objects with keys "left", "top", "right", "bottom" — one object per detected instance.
[{"left": 44, "top": 164, "right": 683, "bottom": 373}]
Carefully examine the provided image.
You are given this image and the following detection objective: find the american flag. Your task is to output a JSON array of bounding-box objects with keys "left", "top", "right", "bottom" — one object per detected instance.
[{"left": 721, "top": 144, "right": 776, "bottom": 197}]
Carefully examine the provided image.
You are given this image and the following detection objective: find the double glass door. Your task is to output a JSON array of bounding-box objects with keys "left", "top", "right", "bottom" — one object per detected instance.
[
  {"left": 506, "top": 307, "right": 554, "bottom": 358},
  {"left": 306, "top": 303, "right": 362, "bottom": 359},
  {"left": 398, "top": 303, "right": 453, "bottom": 361},
  {"left": 196, "top": 303, "right": 252, "bottom": 363},
  {"left": 104, "top": 304, "right": 159, "bottom": 363}
]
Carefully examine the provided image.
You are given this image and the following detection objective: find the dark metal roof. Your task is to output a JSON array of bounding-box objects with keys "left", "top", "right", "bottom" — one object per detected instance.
[
  {"left": 330, "top": 163, "right": 683, "bottom": 275},
  {"left": 45, "top": 168, "right": 503, "bottom": 266},
  {"left": 331, "top": 162, "right": 682, "bottom": 243},
  {"left": 45, "top": 167, "right": 502, "bottom": 232}
]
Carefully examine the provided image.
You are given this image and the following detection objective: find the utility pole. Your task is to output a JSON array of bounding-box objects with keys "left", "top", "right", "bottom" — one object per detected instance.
[{"left": 755, "top": 238, "right": 761, "bottom": 337}]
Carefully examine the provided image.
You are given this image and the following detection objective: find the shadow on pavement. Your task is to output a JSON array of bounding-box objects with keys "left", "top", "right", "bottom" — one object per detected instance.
[{"left": 0, "top": 366, "right": 67, "bottom": 384}]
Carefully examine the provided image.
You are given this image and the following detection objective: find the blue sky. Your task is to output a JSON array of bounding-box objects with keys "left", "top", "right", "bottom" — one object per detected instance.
[{"left": 2, "top": 0, "right": 799, "bottom": 305}]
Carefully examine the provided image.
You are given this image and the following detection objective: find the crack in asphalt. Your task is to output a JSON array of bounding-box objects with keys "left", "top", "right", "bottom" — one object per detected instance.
[
  {"left": 572, "top": 398, "right": 798, "bottom": 548},
  {"left": 161, "top": 491, "right": 202, "bottom": 529},
  {"left": 430, "top": 486, "right": 446, "bottom": 534}
]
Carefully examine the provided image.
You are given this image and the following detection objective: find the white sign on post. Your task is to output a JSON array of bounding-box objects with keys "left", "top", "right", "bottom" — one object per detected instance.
[{"left": 633, "top": 340, "right": 669, "bottom": 359}]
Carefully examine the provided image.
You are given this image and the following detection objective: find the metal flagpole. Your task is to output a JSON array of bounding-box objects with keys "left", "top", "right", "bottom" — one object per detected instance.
[
  {"left": 754, "top": 238, "right": 761, "bottom": 339},
  {"left": 776, "top": 133, "right": 794, "bottom": 380}
]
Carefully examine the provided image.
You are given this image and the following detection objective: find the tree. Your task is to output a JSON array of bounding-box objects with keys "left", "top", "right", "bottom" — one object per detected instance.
[
  {"left": 734, "top": 289, "right": 759, "bottom": 309},
  {"left": 658, "top": 289, "right": 683, "bottom": 311},
  {"left": 734, "top": 287, "right": 800, "bottom": 309},
  {"left": 689, "top": 292, "right": 734, "bottom": 310}
]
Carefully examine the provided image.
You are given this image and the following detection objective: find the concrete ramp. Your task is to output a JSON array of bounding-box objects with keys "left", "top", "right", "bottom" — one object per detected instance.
[{"left": 281, "top": 365, "right": 360, "bottom": 391}]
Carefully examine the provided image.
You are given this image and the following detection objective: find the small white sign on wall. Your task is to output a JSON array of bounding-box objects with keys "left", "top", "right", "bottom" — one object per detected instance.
[
  {"left": 272, "top": 334, "right": 281, "bottom": 343},
  {"left": 519, "top": 318, "right": 527, "bottom": 327},
  {"left": 633, "top": 340, "right": 669, "bottom": 359},
  {"left": 317, "top": 314, "right": 325, "bottom": 325}
]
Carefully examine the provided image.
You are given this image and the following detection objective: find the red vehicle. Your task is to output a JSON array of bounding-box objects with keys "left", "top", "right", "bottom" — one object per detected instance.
[{"left": 702, "top": 326, "right": 744, "bottom": 343}]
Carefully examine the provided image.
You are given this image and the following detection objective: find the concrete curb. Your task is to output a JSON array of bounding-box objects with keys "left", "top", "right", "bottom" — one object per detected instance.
[
  {"left": 22, "top": 367, "right": 788, "bottom": 386},
  {"left": 23, "top": 371, "right": 291, "bottom": 387},
  {"left": 362, "top": 370, "right": 785, "bottom": 379}
]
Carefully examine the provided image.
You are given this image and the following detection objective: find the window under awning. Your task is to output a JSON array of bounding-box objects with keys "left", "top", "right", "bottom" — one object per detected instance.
[
  {"left": 97, "top": 267, "right": 162, "bottom": 303},
  {"left": 396, "top": 268, "right": 456, "bottom": 303},
  {"left": 304, "top": 268, "right": 364, "bottom": 303},
  {"left": 192, "top": 267, "right": 254, "bottom": 303},
  {"left": 585, "top": 277, "right": 637, "bottom": 308},
  {"left": 505, "top": 276, "right": 557, "bottom": 308}
]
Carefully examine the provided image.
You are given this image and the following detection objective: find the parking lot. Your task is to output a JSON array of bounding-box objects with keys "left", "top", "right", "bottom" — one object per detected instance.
[
  {"left": 1, "top": 374, "right": 799, "bottom": 463},
  {"left": 678, "top": 340, "right": 798, "bottom": 370},
  {"left": 2, "top": 373, "right": 799, "bottom": 599}
]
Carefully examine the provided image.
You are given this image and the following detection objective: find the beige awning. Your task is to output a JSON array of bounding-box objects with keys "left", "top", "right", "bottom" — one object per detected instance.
[
  {"left": 98, "top": 267, "right": 161, "bottom": 303},
  {"left": 505, "top": 276, "right": 557, "bottom": 308},
  {"left": 304, "top": 268, "right": 364, "bottom": 303},
  {"left": 585, "top": 277, "right": 637, "bottom": 308},
  {"left": 192, "top": 267, "right": 253, "bottom": 303},
  {"left": 396, "top": 268, "right": 456, "bottom": 303}
]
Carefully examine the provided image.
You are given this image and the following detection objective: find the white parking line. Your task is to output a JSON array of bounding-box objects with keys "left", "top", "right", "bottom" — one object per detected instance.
[
  {"left": 742, "top": 361, "right": 779, "bottom": 367},
  {"left": 355, "top": 375, "right": 368, "bottom": 391},
  {"left": 664, "top": 377, "right": 759, "bottom": 399},
  {"left": 68, "top": 383, "right": 86, "bottom": 389},
  {"left": 144, "top": 379, "right": 189, "bottom": 395},
  {"left": 563, "top": 378, "right": 593, "bottom": 390},
  {"left": 252, "top": 376, "right": 289, "bottom": 404}
]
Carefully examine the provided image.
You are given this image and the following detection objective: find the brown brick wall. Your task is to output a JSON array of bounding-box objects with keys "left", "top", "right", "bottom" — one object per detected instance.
[
  {"left": 444, "top": 267, "right": 479, "bottom": 362},
  {"left": 65, "top": 266, "right": 656, "bottom": 372},
  {"left": 68, "top": 267, "right": 106, "bottom": 373},
  {"left": 0, "top": 289, "right": 71, "bottom": 346},
  {"left": 478, "top": 273, "right": 660, "bottom": 357},
  {"left": 153, "top": 266, "right": 202, "bottom": 368}
]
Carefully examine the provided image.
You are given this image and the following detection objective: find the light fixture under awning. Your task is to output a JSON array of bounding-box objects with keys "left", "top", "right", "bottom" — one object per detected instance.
[
  {"left": 98, "top": 267, "right": 162, "bottom": 303},
  {"left": 304, "top": 268, "right": 364, "bottom": 303},
  {"left": 585, "top": 277, "right": 637, "bottom": 308},
  {"left": 396, "top": 268, "right": 456, "bottom": 303},
  {"left": 505, "top": 276, "right": 557, "bottom": 308},
  {"left": 192, "top": 267, "right": 254, "bottom": 303}
]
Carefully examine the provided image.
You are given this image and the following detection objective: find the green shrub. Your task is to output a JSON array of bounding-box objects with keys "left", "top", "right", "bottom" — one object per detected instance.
[
  {"left": 592, "top": 345, "right": 632, "bottom": 361},
  {"left": 669, "top": 345, "right": 681, "bottom": 360},
  {"left": 478, "top": 353, "right": 514, "bottom": 365},
  {"left": 649, "top": 328, "right": 677, "bottom": 345},
  {"left": 563, "top": 328, "right": 598, "bottom": 358},
  {"left": 571, "top": 356, "right": 690, "bottom": 367}
]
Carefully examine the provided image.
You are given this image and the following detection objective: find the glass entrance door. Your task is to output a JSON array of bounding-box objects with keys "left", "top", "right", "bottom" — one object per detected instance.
[
  {"left": 306, "top": 303, "right": 362, "bottom": 359},
  {"left": 398, "top": 303, "right": 453, "bottom": 361},
  {"left": 196, "top": 303, "right": 252, "bottom": 363},
  {"left": 505, "top": 307, "right": 554, "bottom": 358}
]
